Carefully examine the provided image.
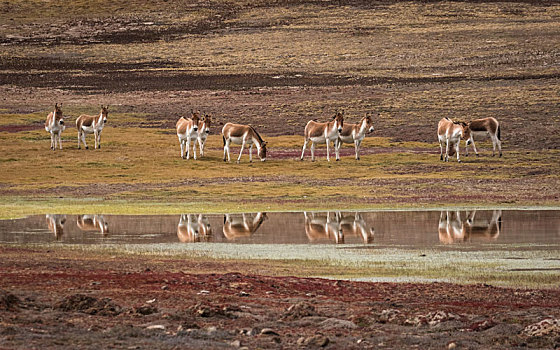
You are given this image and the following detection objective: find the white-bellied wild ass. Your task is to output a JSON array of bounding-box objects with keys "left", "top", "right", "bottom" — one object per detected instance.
[
  {"left": 197, "top": 114, "right": 212, "bottom": 158},
  {"left": 335, "top": 113, "right": 374, "bottom": 160},
  {"left": 222, "top": 123, "right": 267, "bottom": 163},
  {"left": 303, "top": 212, "right": 343, "bottom": 243},
  {"left": 46, "top": 214, "right": 66, "bottom": 240},
  {"left": 301, "top": 111, "right": 344, "bottom": 161},
  {"left": 223, "top": 212, "right": 267, "bottom": 240},
  {"left": 176, "top": 111, "right": 201, "bottom": 159},
  {"left": 177, "top": 214, "right": 212, "bottom": 243},
  {"left": 45, "top": 103, "right": 65, "bottom": 150},
  {"left": 465, "top": 117, "right": 502, "bottom": 157},
  {"left": 76, "top": 215, "right": 109, "bottom": 235},
  {"left": 437, "top": 117, "right": 471, "bottom": 163},
  {"left": 76, "top": 105, "right": 109, "bottom": 149}
]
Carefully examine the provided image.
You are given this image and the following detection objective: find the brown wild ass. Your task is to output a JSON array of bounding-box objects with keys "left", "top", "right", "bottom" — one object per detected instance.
[
  {"left": 303, "top": 212, "right": 343, "bottom": 244},
  {"left": 222, "top": 212, "right": 267, "bottom": 240},
  {"left": 177, "top": 214, "right": 212, "bottom": 243},
  {"left": 76, "top": 105, "right": 109, "bottom": 149},
  {"left": 222, "top": 123, "right": 267, "bottom": 163},
  {"left": 45, "top": 214, "right": 66, "bottom": 240},
  {"left": 301, "top": 111, "right": 344, "bottom": 161},
  {"left": 335, "top": 113, "right": 374, "bottom": 160},
  {"left": 438, "top": 210, "right": 502, "bottom": 244},
  {"left": 176, "top": 111, "right": 200, "bottom": 159},
  {"left": 76, "top": 215, "right": 109, "bottom": 235},
  {"left": 466, "top": 117, "right": 502, "bottom": 157},
  {"left": 45, "top": 103, "right": 65, "bottom": 150},
  {"left": 437, "top": 117, "right": 471, "bottom": 163},
  {"left": 196, "top": 114, "right": 212, "bottom": 158}
]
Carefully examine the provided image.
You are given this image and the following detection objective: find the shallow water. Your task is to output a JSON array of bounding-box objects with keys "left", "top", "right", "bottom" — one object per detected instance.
[{"left": 1, "top": 210, "right": 559, "bottom": 248}]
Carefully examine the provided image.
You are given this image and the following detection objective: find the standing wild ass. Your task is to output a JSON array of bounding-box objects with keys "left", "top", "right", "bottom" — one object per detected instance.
[
  {"left": 45, "top": 103, "right": 65, "bottom": 150},
  {"left": 222, "top": 123, "right": 267, "bottom": 163},
  {"left": 301, "top": 111, "right": 344, "bottom": 161},
  {"left": 176, "top": 111, "right": 200, "bottom": 159},
  {"left": 465, "top": 117, "right": 502, "bottom": 157},
  {"left": 197, "top": 114, "right": 212, "bottom": 158},
  {"left": 335, "top": 113, "right": 374, "bottom": 160},
  {"left": 76, "top": 105, "right": 109, "bottom": 149},
  {"left": 437, "top": 117, "right": 471, "bottom": 163}
]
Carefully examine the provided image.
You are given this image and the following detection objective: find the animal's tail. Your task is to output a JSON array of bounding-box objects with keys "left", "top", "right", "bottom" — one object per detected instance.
[
  {"left": 497, "top": 125, "right": 501, "bottom": 140},
  {"left": 222, "top": 135, "right": 226, "bottom": 146}
]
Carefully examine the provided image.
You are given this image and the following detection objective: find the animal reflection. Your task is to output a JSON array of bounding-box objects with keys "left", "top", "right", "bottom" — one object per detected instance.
[
  {"left": 177, "top": 214, "right": 213, "bottom": 243},
  {"left": 222, "top": 212, "right": 267, "bottom": 240},
  {"left": 438, "top": 210, "right": 502, "bottom": 244},
  {"left": 77, "top": 215, "right": 109, "bottom": 236},
  {"left": 46, "top": 214, "right": 66, "bottom": 240},
  {"left": 304, "top": 212, "right": 374, "bottom": 244}
]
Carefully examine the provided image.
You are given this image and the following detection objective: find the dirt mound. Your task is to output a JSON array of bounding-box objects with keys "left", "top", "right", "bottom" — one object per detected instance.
[
  {"left": 0, "top": 290, "right": 20, "bottom": 311},
  {"left": 56, "top": 294, "right": 122, "bottom": 316}
]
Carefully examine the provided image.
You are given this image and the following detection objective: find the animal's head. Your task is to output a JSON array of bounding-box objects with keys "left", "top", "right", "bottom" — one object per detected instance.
[
  {"left": 258, "top": 140, "right": 267, "bottom": 161},
  {"left": 191, "top": 110, "right": 200, "bottom": 132},
  {"left": 365, "top": 112, "right": 375, "bottom": 133},
  {"left": 100, "top": 105, "right": 109, "bottom": 124},
  {"left": 54, "top": 103, "right": 64, "bottom": 125},
  {"left": 201, "top": 114, "right": 212, "bottom": 134},
  {"left": 460, "top": 121, "right": 471, "bottom": 142},
  {"left": 333, "top": 110, "right": 344, "bottom": 133}
]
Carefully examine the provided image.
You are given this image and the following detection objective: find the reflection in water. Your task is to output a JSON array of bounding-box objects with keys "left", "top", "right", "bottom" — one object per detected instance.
[
  {"left": 77, "top": 215, "right": 109, "bottom": 236},
  {"left": 1, "top": 210, "right": 557, "bottom": 246},
  {"left": 223, "top": 212, "right": 267, "bottom": 240},
  {"left": 438, "top": 210, "right": 502, "bottom": 244},
  {"left": 46, "top": 214, "right": 66, "bottom": 240},
  {"left": 177, "top": 214, "right": 212, "bottom": 243}
]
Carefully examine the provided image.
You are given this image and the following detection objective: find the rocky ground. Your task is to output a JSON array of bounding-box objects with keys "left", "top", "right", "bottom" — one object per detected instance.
[{"left": 1, "top": 247, "right": 560, "bottom": 349}]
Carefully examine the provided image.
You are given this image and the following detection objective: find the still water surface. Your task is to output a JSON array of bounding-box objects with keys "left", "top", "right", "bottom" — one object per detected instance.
[{"left": 1, "top": 210, "right": 559, "bottom": 248}]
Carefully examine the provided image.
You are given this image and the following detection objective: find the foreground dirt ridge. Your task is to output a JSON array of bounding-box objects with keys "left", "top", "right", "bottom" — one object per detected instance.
[{"left": 1, "top": 248, "right": 560, "bottom": 349}]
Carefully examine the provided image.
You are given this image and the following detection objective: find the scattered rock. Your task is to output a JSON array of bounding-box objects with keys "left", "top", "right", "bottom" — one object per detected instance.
[
  {"left": 146, "top": 324, "right": 165, "bottom": 330},
  {"left": 282, "top": 302, "right": 318, "bottom": 321},
  {"left": 230, "top": 340, "right": 241, "bottom": 347},
  {"left": 260, "top": 328, "right": 279, "bottom": 336},
  {"left": 466, "top": 318, "right": 497, "bottom": 332},
  {"left": 239, "top": 291, "right": 250, "bottom": 297},
  {"left": 134, "top": 305, "right": 158, "bottom": 315},
  {"left": 0, "top": 290, "right": 20, "bottom": 311},
  {"left": 448, "top": 342, "right": 457, "bottom": 349},
  {"left": 56, "top": 294, "right": 121, "bottom": 316},
  {"left": 319, "top": 318, "right": 358, "bottom": 330},
  {"left": 405, "top": 311, "right": 461, "bottom": 327},
  {"left": 301, "top": 334, "right": 330, "bottom": 347},
  {"left": 521, "top": 318, "right": 560, "bottom": 338},
  {"left": 378, "top": 309, "right": 401, "bottom": 323},
  {"left": 161, "top": 285, "right": 169, "bottom": 291}
]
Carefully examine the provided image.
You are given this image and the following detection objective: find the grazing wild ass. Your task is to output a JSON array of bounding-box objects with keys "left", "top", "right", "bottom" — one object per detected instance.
[
  {"left": 176, "top": 111, "right": 201, "bottom": 160},
  {"left": 177, "top": 214, "right": 212, "bottom": 243},
  {"left": 76, "top": 215, "right": 109, "bottom": 235},
  {"left": 76, "top": 105, "right": 109, "bottom": 149},
  {"left": 466, "top": 117, "right": 502, "bottom": 157},
  {"left": 197, "top": 114, "right": 212, "bottom": 158},
  {"left": 45, "top": 103, "right": 65, "bottom": 150},
  {"left": 222, "top": 123, "right": 267, "bottom": 163},
  {"left": 301, "top": 111, "right": 344, "bottom": 161},
  {"left": 335, "top": 113, "right": 375, "bottom": 160},
  {"left": 45, "top": 214, "right": 66, "bottom": 240},
  {"left": 437, "top": 117, "right": 471, "bottom": 163},
  {"left": 223, "top": 212, "right": 267, "bottom": 240}
]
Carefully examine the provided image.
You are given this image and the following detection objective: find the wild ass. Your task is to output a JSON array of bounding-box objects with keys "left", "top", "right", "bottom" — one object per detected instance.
[
  {"left": 177, "top": 214, "right": 212, "bottom": 243},
  {"left": 438, "top": 210, "right": 502, "bottom": 244},
  {"left": 337, "top": 212, "right": 375, "bottom": 244},
  {"left": 45, "top": 103, "right": 65, "bottom": 150},
  {"left": 437, "top": 117, "right": 471, "bottom": 163},
  {"left": 45, "top": 214, "right": 66, "bottom": 240},
  {"left": 465, "top": 117, "right": 502, "bottom": 157},
  {"left": 76, "top": 105, "right": 109, "bottom": 149},
  {"left": 76, "top": 215, "right": 109, "bottom": 235},
  {"left": 222, "top": 123, "right": 267, "bottom": 163},
  {"left": 222, "top": 212, "right": 267, "bottom": 240},
  {"left": 176, "top": 111, "right": 201, "bottom": 160},
  {"left": 335, "top": 113, "right": 374, "bottom": 160},
  {"left": 301, "top": 111, "right": 344, "bottom": 161},
  {"left": 196, "top": 114, "right": 212, "bottom": 158}
]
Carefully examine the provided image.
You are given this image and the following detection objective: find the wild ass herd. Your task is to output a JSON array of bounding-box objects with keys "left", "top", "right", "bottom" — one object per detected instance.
[{"left": 45, "top": 104, "right": 502, "bottom": 162}]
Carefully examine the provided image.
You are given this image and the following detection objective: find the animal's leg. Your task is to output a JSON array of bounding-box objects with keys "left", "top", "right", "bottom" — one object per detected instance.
[
  {"left": 310, "top": 142, "right": 315, "bottom": 162},
  {"left": 179, "top": 137, "right": 185, "bottom": 159},
  {"left": 445, "top": 139, "right": 449, "bottom": 162},
  {"left": 186, "top": 137, "right": 191, "bottom": 159},
  {"left": 50, "top": 132, "right": 55, "bottom": 150},
  {"left": 456, "top": 142, "right": 461, "bottom": 162},
  {"left": 58, "top": 130, "right": 63, "bottom": 150},
  {"left": 334, "top": 140, "right": 340, "bottom": 161},
  {"left": 78, "top": 131, "right": 81, "bottom": 149},
  {"left": 192, "top": 137, "right": 198, "bottom": 160},
  {"left": 439, "top": 139, "right": 443, "bottom": 161},
  {"left": 492, "top": 135, "right": 502, "bottom": 157},
  {"left": 354, "top": 140, "right": 360, "bottom": 160},
  {"left": 225, "top": 139, "right": 232, "bottom": 162},
  {"left": 237, "top": 139, "right": 246, "bottom": 163},
  {"left": 325, "top": 139, "right": 330, "bottom": 162},
  {"left": 249, "top": 144, "right": 253, "bottom": 162},
  {"left": 97, "top": 131, "right": 101, "bottom": 149},
  {"left": 94, "top": 130, "right": 99, "bottom": 149},
  {"left": 82, "top": 132, "right": 89, "bottom": 149},
  {"left": 301, "top": 138, "right": 308, "bottom": 160},
  {"left": 198, "top": 138, "right": 204, "bottom": 157}
]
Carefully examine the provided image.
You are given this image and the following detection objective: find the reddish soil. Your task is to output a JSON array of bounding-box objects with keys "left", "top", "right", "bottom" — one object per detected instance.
[{"left": 1, "top": 247, "right": 559, "bottom": 349}]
